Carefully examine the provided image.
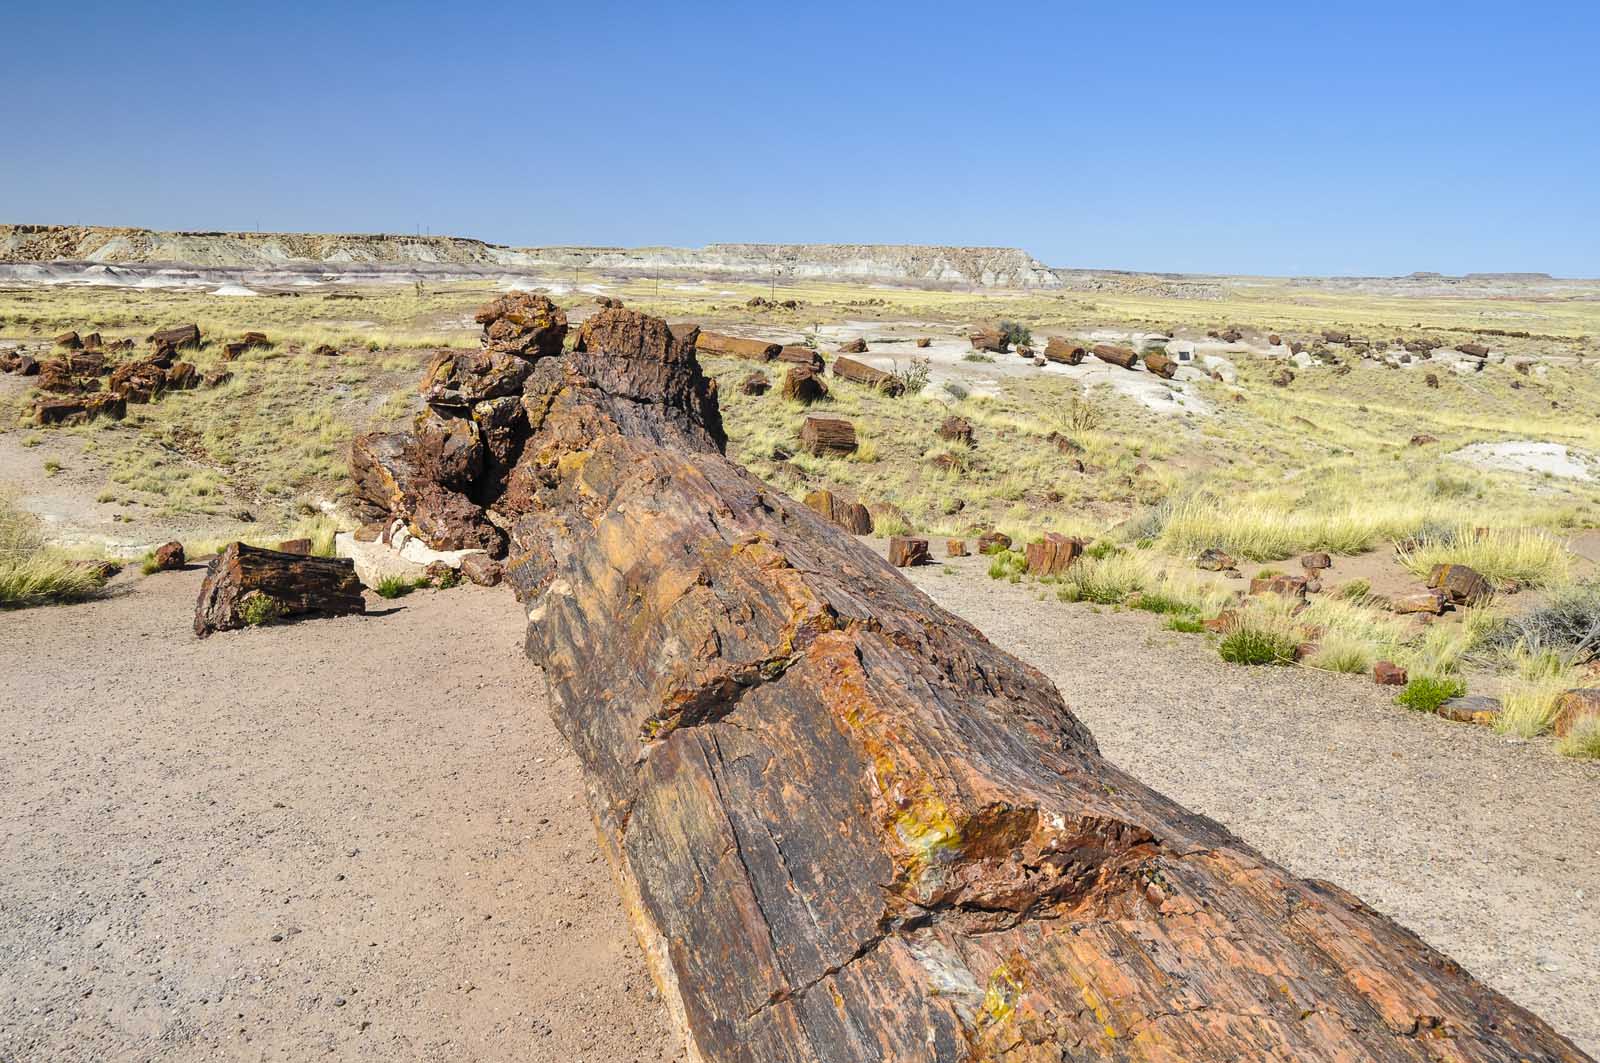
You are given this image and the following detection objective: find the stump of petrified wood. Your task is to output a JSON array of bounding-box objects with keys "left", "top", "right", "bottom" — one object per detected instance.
[
  {"left": 194, "top": 542, "right": 365, "bottom": 637},
  {"left": 798, "top": 414, "right": 856, "bottom": 455},
  {"left": 946, "top": 537, "right": 969, "bottom": 557},
  {"left": 803, "top": 489, "right": 873, "bottom": 535},
  {"left": 887, "top": 534, "right": 931, "bottom": 567},
  {"left": 781, "top": 365, "right": 828, "bottom": 404},
  {"left": 381, "top": 296, "right": 1592, "bottom": 1063},
  {"left": 1024, "top": 532, "right": 1083, "bottom": 576}
]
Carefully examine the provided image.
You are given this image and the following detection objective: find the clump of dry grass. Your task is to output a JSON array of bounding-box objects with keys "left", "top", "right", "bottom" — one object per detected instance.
[
  {"left": 0, "top": 492, "right": 106, "bottom": 607},
  {"left": 1397, "top": 524, "right": 1571, "bottom": 587}
]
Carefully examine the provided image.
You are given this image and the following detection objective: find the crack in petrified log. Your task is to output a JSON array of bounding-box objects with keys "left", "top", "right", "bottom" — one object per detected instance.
[{"left": 353, "top": 298, "right": 1591, "bottom": 1063}]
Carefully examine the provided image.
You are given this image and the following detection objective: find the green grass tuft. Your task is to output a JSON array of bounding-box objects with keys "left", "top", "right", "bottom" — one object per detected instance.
[{"left": 1394, "top": 675, "right": 1467, "bottom": 713}]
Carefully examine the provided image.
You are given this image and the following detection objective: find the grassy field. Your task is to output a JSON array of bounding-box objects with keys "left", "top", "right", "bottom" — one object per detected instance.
[{"left": 3, "top": 275, "right": 1600, "bottom": 755}]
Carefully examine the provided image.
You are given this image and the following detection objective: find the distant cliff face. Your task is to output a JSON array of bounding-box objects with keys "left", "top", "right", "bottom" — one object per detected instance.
[{"left": 0, "top": 225, "right": 1061, "bottom": 289}]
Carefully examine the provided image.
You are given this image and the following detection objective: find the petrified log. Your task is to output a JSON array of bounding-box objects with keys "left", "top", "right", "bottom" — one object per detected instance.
[
  {"left": 782, "top": 365, "right": 828, "bottom": 404},
  {"left": 802, "top": 489, "right": 873, "bottom": 535},
  {"left": 739, "top": 371, "right": 771, "bottom": 396},
  {"left": 406, "top": 298, "right": 1595, "bottom": 1063},
  {"left": 1143, "top": 352, "right": 1177, "bottom": 379},
  {"left": 194, "top": 542, "right": 365, "bottom": 637},
  {"left": 697, "top": 332, "right": 781, "bottom": 362},
  {"left": 969, "top": 326, "right": 1007, "bottom": 353},
  {"left": 149, "top": 323, "right": 201, "bottom": 350},
  {"left": 946, "top": 538, "right": 969, "bottom": 557},
  {"left": 887, "top": 534, "right": 931, "bottom": 567},
  {"left": 776, "top": 345, "right": 824, "bottom": 371},
  {"left": 838, "top": 336, "right": 868, "bottom": 354},
  {"left": 976, "top": 530, "right": 1013, "bottom": 554},
  {"left": 1024, "top": 531, "right": 1082, "bottom": 576},
  {"left": 53, "top": 330, "right": 83, "bottom": 349},
  {"left": 1091, "top": 343, "right": 1138, "bottom": 369},
  {"left": 1043, "top": 337, "right": 1085, "bottom": 364},
  {"left": 154, "top": 541, "right": 186, "bottom": 570},
  {"left": 831, "top": 355, "right": 904, "bottom": 396},
  {"left": 33, "top": 393, "right": 126, "bottom": 426},
  {"left": 797, "top": 414, "right": 856, "bottom": 456}
]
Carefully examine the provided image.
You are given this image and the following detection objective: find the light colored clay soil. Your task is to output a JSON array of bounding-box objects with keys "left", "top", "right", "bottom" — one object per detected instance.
[
  {"left": 902, "top": 553, "right": 1600, "bottom": 1056},
  {"left": 3, "top": 547, "right": 1597, "bottom": 1060},
  {"left": 0, "top": 568, "right": 678, "bottom": 1063}
]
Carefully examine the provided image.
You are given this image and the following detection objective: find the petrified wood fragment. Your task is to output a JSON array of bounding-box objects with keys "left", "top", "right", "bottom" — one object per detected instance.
[
  {"left": 697, "top": 332, "right": 781, "bottom": 362},
  {"left": 831, "top": 355, "right": 904, "bottom": 396},
  {"left": 781, "top": 365, "right": 828, "bottom": 404},
  {"left": 802, "top": 489, "right": 873, "bottom": 535},
  {"left": 776, "top": 345, "right": 824, "bottom": 371},
  {"left": 394, "top": 297, "right": 1596, "bottom": 1063},
  {"left": 1091, "top": 343, "right": 1138, "bottom": 369},
  {"left": 1023, "top": 531, "right": 1082, "bottom": 576},
  {"left": 194, "top": 543, "right": 364, "bottom": 637},
  {"left": 887, "top": 534, "right": 931, "bottom": 567},
  {"left": 797, "top": 414, "right": 855, "bottom": 455},
  {"left": 1043, "top": 337, "right": 1085, "bottom": 364}
]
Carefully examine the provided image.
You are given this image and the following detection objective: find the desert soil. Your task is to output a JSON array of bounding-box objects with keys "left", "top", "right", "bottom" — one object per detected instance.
[
  {"left": 2, "top": 549, "right": 1597, "bottom": 1060},
  {"left": 903, "top": 553, "right": 1600, "bottom": 1055},
  {"left": 0, "top": 567, "right": 678, "bottom": 1063}
]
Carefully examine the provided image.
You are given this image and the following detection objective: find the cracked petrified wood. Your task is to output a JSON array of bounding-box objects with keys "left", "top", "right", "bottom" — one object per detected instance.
[
  {"left": 194, "top": 543, "right": 365, "bottom": 637},
  {"left": 394, "top": 296, "right": 1592, "bottom": 1063}
]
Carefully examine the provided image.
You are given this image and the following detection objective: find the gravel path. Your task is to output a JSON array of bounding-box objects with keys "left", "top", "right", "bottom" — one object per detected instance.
[
  {"left": 904, "top": 555, "right": 1600, "bottom": 1056},
  {"left": 0, "top": 568, "right": 677, "bottom": 1063}
]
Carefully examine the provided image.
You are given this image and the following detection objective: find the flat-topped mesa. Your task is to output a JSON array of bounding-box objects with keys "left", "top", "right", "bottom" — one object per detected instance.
[{"left": 351, "top": 294, "right": 1591, "bottom": 1063}]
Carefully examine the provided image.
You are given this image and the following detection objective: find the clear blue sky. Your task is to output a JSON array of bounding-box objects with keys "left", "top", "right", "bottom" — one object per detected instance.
[{"left": 4, "top": 1, "right": 1596, "bottom": 276}]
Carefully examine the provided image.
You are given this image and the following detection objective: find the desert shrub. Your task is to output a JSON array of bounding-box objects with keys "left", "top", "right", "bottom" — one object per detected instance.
[
  {"left": 1066, "top": 395, "right": 1101, "bottom": 433},
  {"left": 1306, "top": 633, "right": 1373, "bottom": 674},
  {"left": 942, "top": 381, "right": 969, "bottom": 401},
  {"left": 1396, "top": 524, "right": 1571, "bottom": 587},
  {"left": 374, "top": 575, "right": 418, "bottom": 599},
  {"left": 1494, "top": 654, "right": 1581, "bottom": 738},
  {"left": 1337, "top": 578, "right": 1372, "bottom": 601},
  {"left": 1485, "top": 580, "right": 1600, "bottom": 662},
  {"left": 1218, "top": 622, "right": 1297, "bottom": 665},
  {"left": 1165, "top": 615, "right": 1206, "bottom": 634},
  {"left": 1056, "top": 552, "right": 1147, "bottom": 604},
  {"left": 998, "top": 320, "right": 1032, "bottom": 348},
  {"left": 962, "top": 352, "right": 994, "bottom": 363},
  {"left": 875, "top": 512, "right": 913, "bottom": 537},
  {"left": 1394, "top": 675, "right": 1466, "bottom": 713},
  {"left": 1119, "top": 497, "right": 1174, "bottom": 543},
  {"left": 1131, "top": 591, "right": 1193, "bottom": 615},
  {"left": 1558, "top": 718, "right": 1600, "bottom": 759},
  {"left": 890, "top": 357, "right": 931, "bottom": 396},
  {"left": 986, "top": 549, "right": 1028, "bottom": 582},
  {"left": 238, "top": 592, "right": 286, "bottom": 627},
  {"left": 1084, "top": 539, "right": 1119, "bottom": 561},
  {"left": 0, "top": 494, "right": 106, "bottom": 608}
]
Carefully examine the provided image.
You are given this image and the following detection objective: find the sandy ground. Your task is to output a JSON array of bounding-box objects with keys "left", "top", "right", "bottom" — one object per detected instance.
[
  {"left": 902, "top": 554, "right": 1600, "bottom": 1055},
  {"left": 0, "top": 568, "right": 677, "bottom": 1063},
  {"left": 2, "top": 548, "right": 1597, "bottom": 1060}
]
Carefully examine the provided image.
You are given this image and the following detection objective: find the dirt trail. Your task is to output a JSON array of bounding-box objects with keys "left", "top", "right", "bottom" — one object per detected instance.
[
  {"left": 0, "top": 569, "right": 677, "bottom": 1063},
  {"left": 903, "top": 554, "right": 1600, "bottom": 1056},
  {"left": 3, "top": 551, "right": 1597, "bottom": 1060}
]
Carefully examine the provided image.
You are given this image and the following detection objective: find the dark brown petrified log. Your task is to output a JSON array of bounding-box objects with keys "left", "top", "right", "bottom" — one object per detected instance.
[
  {"left": 797, "top": 415, "right": 856, "bottom": 455},
  {"left": 1091, "top": 343, "right": 1138, "bottom": 369},
  {"left": 194, "top": 543, "right": 365, "bottom": 637},
  {"left": 831, "top": 355, "right": 904, "bottom": 396},
  {"left": 381, "top": 296, "right": 1597, "bottom": 1063}
]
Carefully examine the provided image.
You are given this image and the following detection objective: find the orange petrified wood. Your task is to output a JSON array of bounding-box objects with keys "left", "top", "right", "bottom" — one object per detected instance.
[{"left": 365, "top": 298, "right": 1593, "bottom": 1063}]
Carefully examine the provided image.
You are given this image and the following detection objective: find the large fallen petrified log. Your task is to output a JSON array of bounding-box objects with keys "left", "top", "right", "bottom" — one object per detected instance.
[
  {"left": 194, "top": 542, "right": 365, "bottom": 637},
  {"left": 376, "top": 296, "right": 1594, "bottom": 1063}
]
